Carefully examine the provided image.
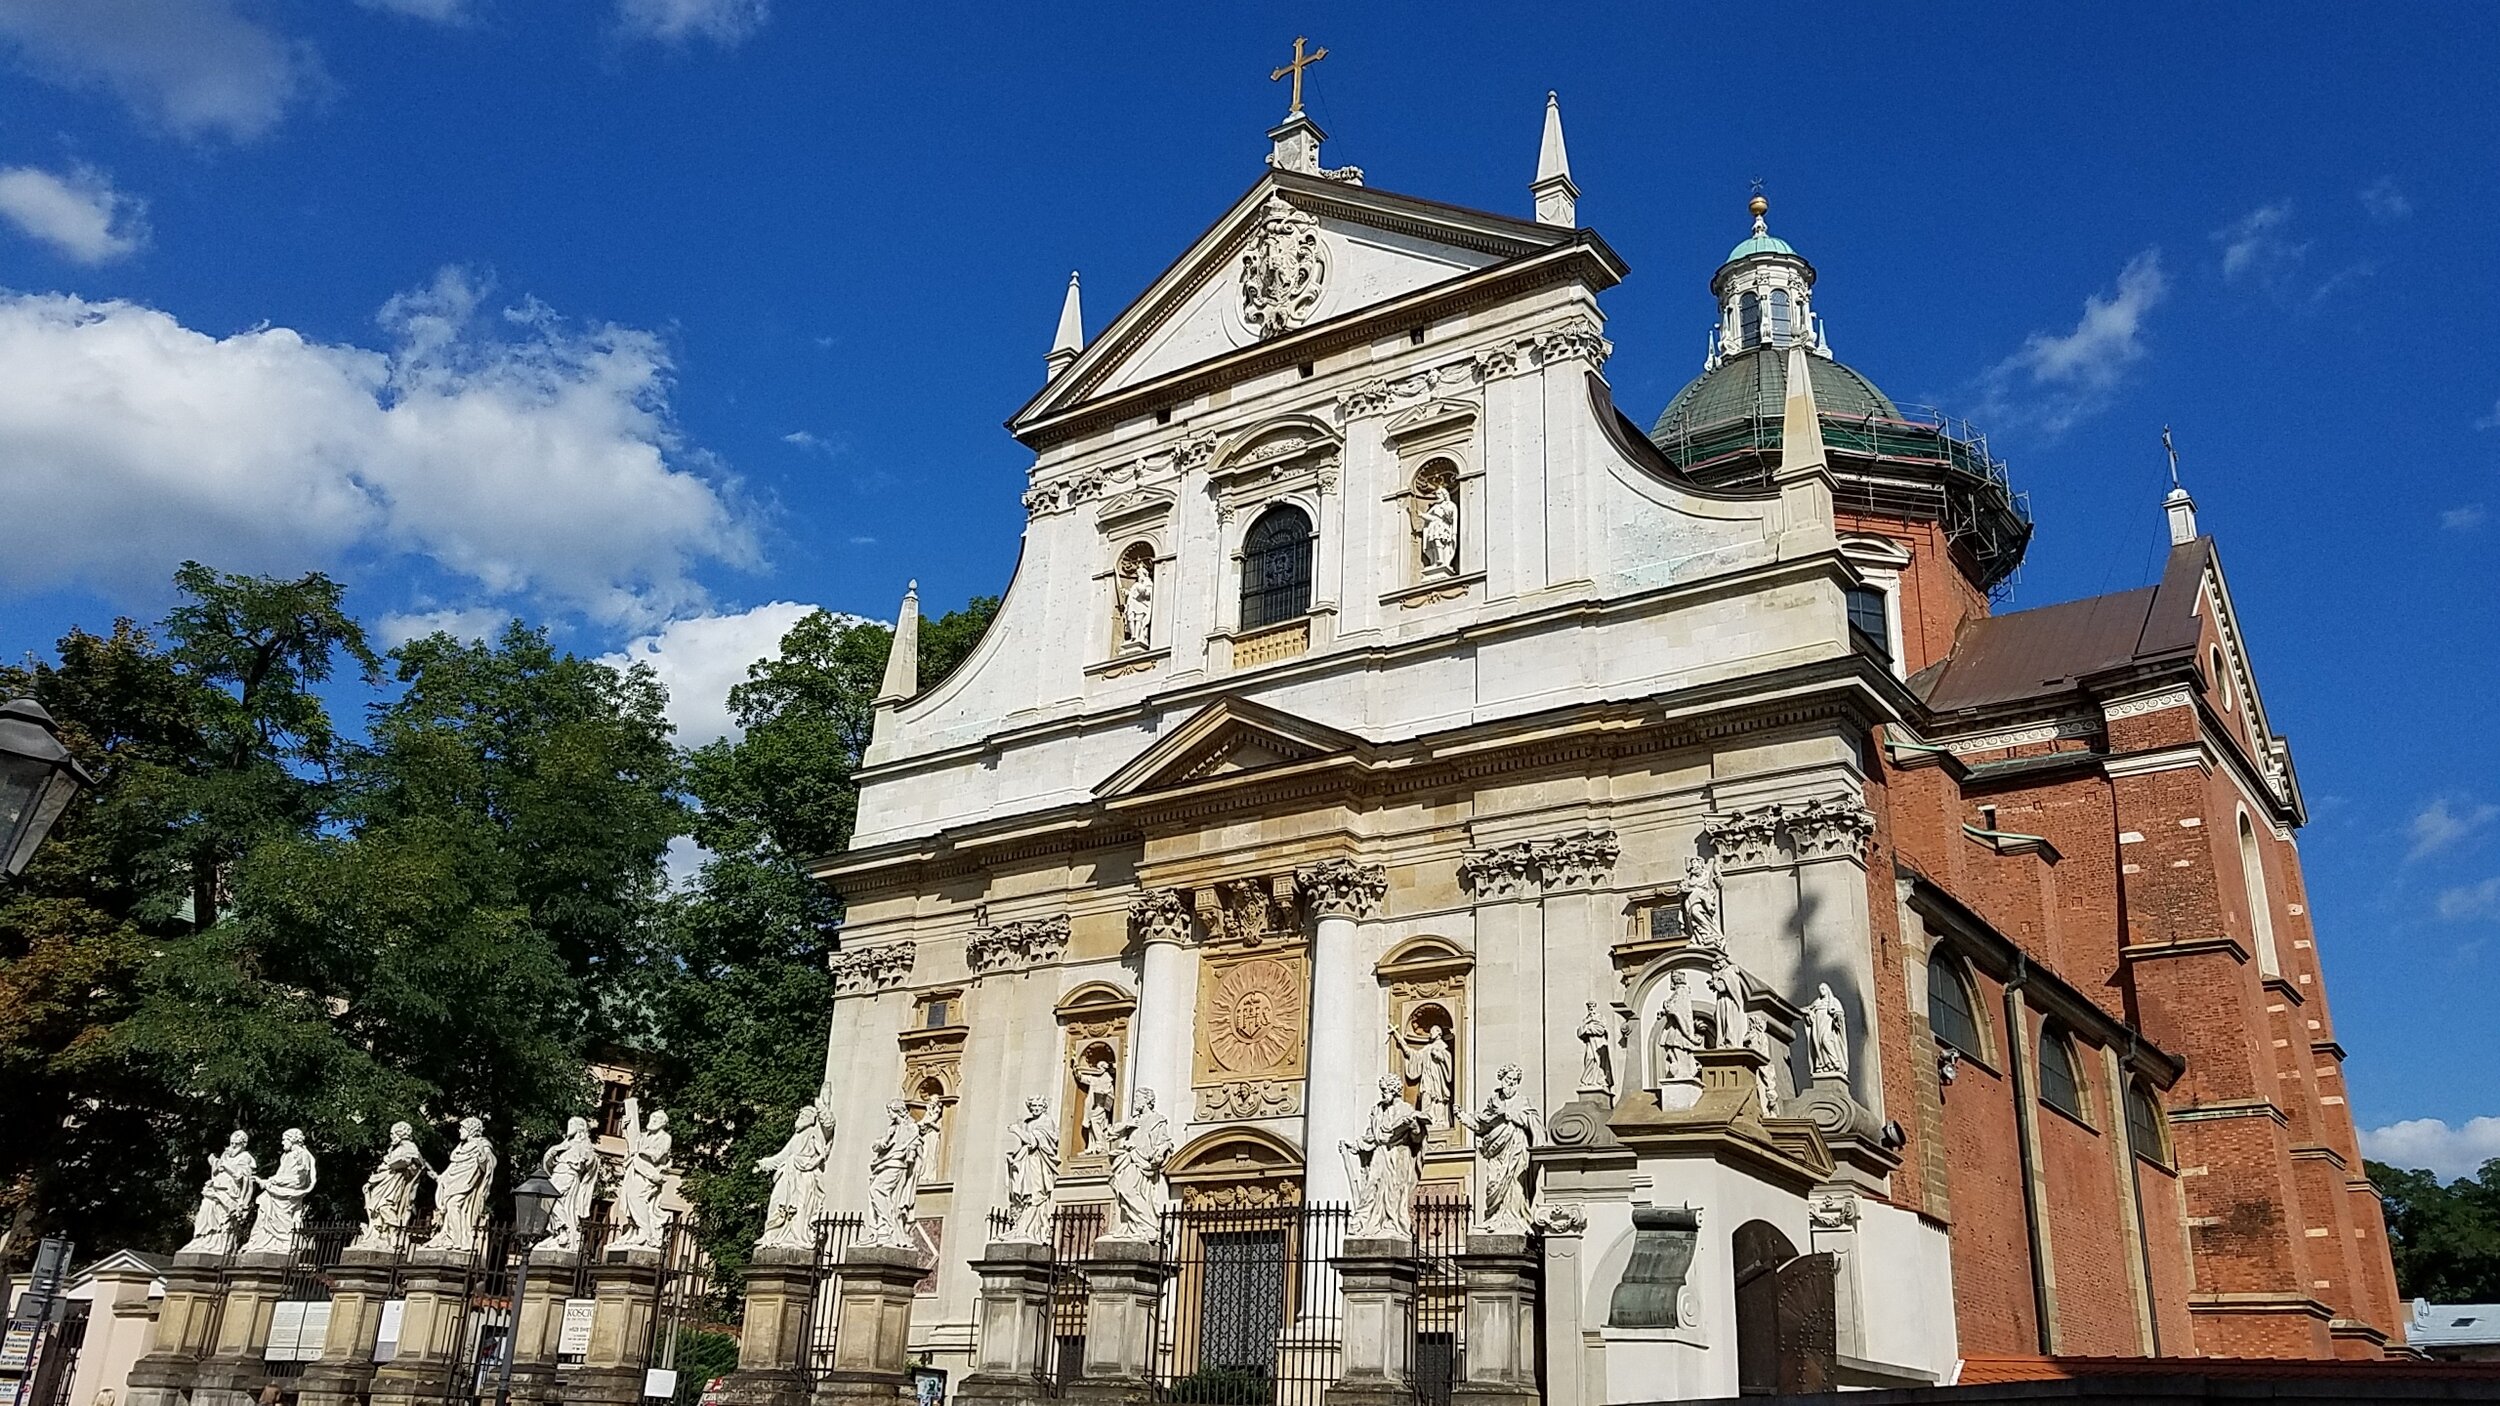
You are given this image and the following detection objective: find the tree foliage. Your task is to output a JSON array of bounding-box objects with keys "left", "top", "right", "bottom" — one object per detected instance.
[{"left": 2372, "top": 1159, "right": 2500, "bottom": 1304}]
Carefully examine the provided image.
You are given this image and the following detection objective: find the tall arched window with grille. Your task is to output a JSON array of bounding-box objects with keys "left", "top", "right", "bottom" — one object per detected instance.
[
  {"left": 1738, "top": 291, "right": 1763, "bottom": 348},
  {"left": 1927, "top": 953, "right": 1984, "bottom": 1058},
  {"left": 1769, "top": 288, "right": 1793, "bottom": 346},
  {"left": 1239, "top": 504, "right": 1315, "bottom": 630}
]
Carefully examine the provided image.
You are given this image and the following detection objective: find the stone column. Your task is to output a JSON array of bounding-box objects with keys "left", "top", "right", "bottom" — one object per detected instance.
[
  {"left": 1450, "top": 1237, "right": 1539, "bottom": 1406},
  {"left": 504, "top": 1244, "right": 579, "bottom": 1406},
  {"left": 1065, "top": 1240, "right": 1172, "bottom": 1406},
  {"left": 124, "top": 1254, "right": 226, "bottom": 1406},
  {"left": 955, "top": 1242, "right": 1058, "bottom": 1406},
  {"left": 716, "top": 1246, "right": 820, "bottom": 1406},
  {"left": 368, "top": 1251, "right": 478, "bottom": 1406},
  {"left": 1296, "top": 859, "right": 1387, "bottom": 1208},
  {"left": 189, "top": 1251, "right": 288, "bottom": 1406},
  {"left": 1325, "top": 1239, "right": 1418, "bottom": 1406},
  {"left": 1129, "top": 889, "right": 1198, "bottom": 1113},
  {"left": 810, "top": 1246, "right": 925, "bottom": 1406},
  {"left": 296, "top": 1249, "right": 397, "bottom": 1406},
  {"left": 569, "top": 1248, "right": 667, "bottom": 1406}
]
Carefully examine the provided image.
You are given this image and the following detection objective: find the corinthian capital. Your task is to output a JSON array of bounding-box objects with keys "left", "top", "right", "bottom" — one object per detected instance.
[
  {"left": 1294, "top": 858, "right": 1387, "bottom": 920},
  {"left": 1129, "top": 888, "right": 1196, "bottom": 946}
]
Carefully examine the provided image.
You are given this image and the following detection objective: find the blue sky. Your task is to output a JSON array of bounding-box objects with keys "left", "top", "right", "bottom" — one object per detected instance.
[{"left": 1, "top": 3, "right": 2494, "bottom": 1173}]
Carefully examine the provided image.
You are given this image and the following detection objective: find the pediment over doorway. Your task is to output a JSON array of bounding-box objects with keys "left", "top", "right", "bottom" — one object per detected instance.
[{"left": 1097, "top": 698, "right": 1374, "bottom": 804}]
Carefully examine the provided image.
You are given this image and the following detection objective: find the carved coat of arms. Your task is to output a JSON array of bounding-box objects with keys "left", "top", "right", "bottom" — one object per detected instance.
[{"left": 1239, "top": 197, "right": 1327, "bottom": 337}]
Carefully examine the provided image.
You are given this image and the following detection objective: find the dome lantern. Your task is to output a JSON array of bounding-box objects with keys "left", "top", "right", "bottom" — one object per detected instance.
[{"left": 1705, "top": 194, "right": 1827, "bottom": 371}]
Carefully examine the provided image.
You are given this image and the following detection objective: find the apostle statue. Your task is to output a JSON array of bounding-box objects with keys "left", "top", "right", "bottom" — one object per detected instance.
[
  {"left": 864, "top": 1099, "right": 943, "bottom": 1249},
  {"left": 1806, "top": 983, "right": 1850, "bottom": 1080},
  {"left": 539, "top": 1117, "right": 603, "bottom": 1254},
  {"left": 1000, "top": 1096, "right": 1061, "bottom": 1246},
  {"left": 1070, "top": 1054, "right": 1117, "bottom": 1156},
  {"left": 1121, "top": 563, "right": 1154, "bottom": 649},
  {"left": 1419, "top": 482, "right": 1459, "bottom": 576},
  {"left": 1101, "top": 1089, "right": 1173, "bottom": 1244},
  {"left": 241, "top": 1129, "right": 317, "bottom": 1255},
  {"left": 178, "top": 1131, "right": 257, "bottom": 1257},
  {"left": 1456, "top": 1064, "right": 1542, "bottom": 1236},
  {"left": 612, "top": 1099, "right": 676, "bottom": 1253},
  {"left": 1389, "top": 1019, "right": 1455, "bottom": 1132},
  {"left": 1344, "top": 1076, "right": 1431, "bottom": 1241},
  {"left": 1655, "top": 970, "right": 1704, "bottom": 1085},
  {"left": 352, "top": 1122, "right": 431, "bottom": 1251},
  {"left": 422, "top": 1117, "right": 499, "bottom": 1253},
  {"left": 753, "top": 1100, "right": 832, "bottom": 1253},
  {"left": 1680, "top": 856, "right": 1723, "bottom": 950},
  {"left": 1575, "top": 1001, "right": 1617, "bottom": 1097}
]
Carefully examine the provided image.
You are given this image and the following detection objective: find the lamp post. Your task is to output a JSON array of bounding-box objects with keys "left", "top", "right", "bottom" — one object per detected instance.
[
  {"left": 495, "top": 1172, "right": 561, "bottom": 1406},
  {"left": 0, "top": 699, "right": 93, "bottom": 877}
]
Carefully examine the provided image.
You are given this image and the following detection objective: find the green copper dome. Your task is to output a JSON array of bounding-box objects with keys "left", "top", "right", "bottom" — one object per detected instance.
[
  {"left": 1724, "top": 231, "right": 1797, "bottom": 263},
  {"left": 1650, "top": 346, "right": 1900, "bottom": 445}
]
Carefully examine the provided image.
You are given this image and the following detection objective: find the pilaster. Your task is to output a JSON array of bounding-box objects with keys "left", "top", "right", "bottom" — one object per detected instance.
[
  {"left": 1450, "top": 1236, "right": 1540, "bottom": 1406},
  {"left": 568, "top": 1249, "right": 666, "bottom": 1406},
  {"left": 296, "top": 1249, "right": 398, "bottom": 1406},
  {"left": 189, "top": 1252, "right": 288, "bottom": 1406},
  {"left": 811, "top": 1246, "right": 925, "bottom": 1406},
  {"left": 956, "top": 1243, "right": 1058, "bottom": 1406},
  {"left": 506, "top": 1244, "right": 580, "bottom": 1406},
  {"left": 717, "top": 1247, "right": 821, "bottom": 1406},
  {"left": 1066, "top": 1240, "right": 1173, "bottom": 1406},
  {"left": 1326, "top": 1239, "right": 1419, "bottom": 1406},
  {"left": 367, "top": 1251, "right": 474, "bottom": 1406},
  {"left": 124, "top": 1253, "right": 226, "bottom": 1406}
]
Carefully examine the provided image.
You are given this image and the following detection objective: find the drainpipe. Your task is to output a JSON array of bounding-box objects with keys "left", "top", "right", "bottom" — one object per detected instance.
[{"left": 2002, "top": 954, "right": 2057, "bottom": 1355}]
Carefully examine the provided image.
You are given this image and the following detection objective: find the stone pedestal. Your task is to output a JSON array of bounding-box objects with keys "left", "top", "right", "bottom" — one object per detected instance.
[
  {"left": 190, "top": 1252, "right": 290, "bottom": 1406},
  {"left": 297, "top": 1249, "right": 399, "bottom": 1406},
  {"left": 1325, "top": 1238, "right": 1418, "bottom": 1406},
  {"left": 125, "top": 1253, "right": 227, "bottom": 1406},
  {"left": 715, "top": 1247, "right": 821, "bottom": 1406},
  {"left": 1451, "top": 1236, "right": 1539, "bottom": 1406},
  {"left": 955, "top": 1243, "right": 1057, "bottom": 1406},
  {"left": 567, "top": 1249, "right": 666, "bottom": 1406},
  {"left": 369, "top": 1250, "right": 480, "bottom": 1406},
  {"left": 808, "top": 1245, "right": 925, "bottom": 1406},
  {"left": 1064, "top": 1239, "right": 1171, "bottom": 1406},
  {"left": 504, "top": 1244, "right": 580, "bottom": 1406}
]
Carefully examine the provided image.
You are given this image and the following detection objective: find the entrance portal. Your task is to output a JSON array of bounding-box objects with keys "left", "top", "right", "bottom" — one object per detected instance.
[{"left": 1731, "top": 1220, "right": 1836, "bottom": 1395}]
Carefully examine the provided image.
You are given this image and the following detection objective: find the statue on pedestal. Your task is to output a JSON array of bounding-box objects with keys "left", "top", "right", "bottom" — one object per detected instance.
[
  {"left": 1575, "top": 1001, "right": 1617, "bottom": 1096},
  {"left": 1707, "top": 961, "right": 1748, "bottom": 1050},
  {"left": 1001, "top": 1096, "right": 1061, "bottom": 1245},
  {"left": 864, "top": 1098, "right": 942, "bottom": 1249},
  {"left": 1806, "top": 983, "right": 1850, "bottom": 1080},
  {"left": 1681, "top": 856, "right": 1723, "bottom": 950},
  {"left": 1419, "top": 483, "right": 1459, "bottom": 576},
  {"left": 754, "top": 1101, "right": 832, "bottom": 1253},
  {"left": 1389, "top": 1019, "right": 1455, "bottom": 1132},
  {"left": 1655, "top": 970, "right": 1705, "bottom": 1085},
  {"left": 541, "top": 1117, "right": 603, "bottom": 1254},
  {"left": 422, "top": 1117, "right": 498, "bottom": 1253},
  {"left": 352, "top": 1122, "right": 430, "bottom": 1251},
  {"left": 1102, "top": 1089, "right": 1173, "bottom": 1243},
  {"left": 1456, "top": 1064, "right": 1543, "bottom": 1235},
  {"left": 1744, "top": 1013, "right": 1781, "bottom": 1116},
  {"left": 178, "top": 1131, "right": 256, "bottom": 1257},
  {"left": 242, "top": 1128, "right": 317, "bottom": 1255},
  {"left": 1345, "top": 1076, "right": 1430, "bottom": 1241},
  {"left": 1121, "top": 563, "right": 1154, "bottom": 649},
  {"left": 1070, "top": 1054, "right": 1118, "bottom": 1156},
  {"left": 613, "top": 1099, "right": 676, "bottom": 1252}
]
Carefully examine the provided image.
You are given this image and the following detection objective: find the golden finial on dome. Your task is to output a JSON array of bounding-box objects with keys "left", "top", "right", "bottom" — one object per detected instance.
[{"left": 1749, "top": 194, "right": 1769, "bottom": 218}]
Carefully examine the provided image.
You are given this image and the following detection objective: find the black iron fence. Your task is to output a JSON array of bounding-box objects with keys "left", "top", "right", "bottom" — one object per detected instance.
[
  {"left": 798, "top": 1214, "right": 867, "bottom": 1387},
  {"left": 265, "top": 1222, "right": 362, "bottom": 1382}
]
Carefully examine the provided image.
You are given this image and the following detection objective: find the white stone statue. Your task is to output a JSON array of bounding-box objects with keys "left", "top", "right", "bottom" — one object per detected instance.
[
  {"left": 1101, "top": 1089, "right": 1173, "bottom": 1244},
  {"left": 1389, "top": 1020, "right": 1456, "bottom": 1132},
  {"left": 1001, "top": 1096, "right": 1061, "bottom": 1245},
  {"left": 1681, "top": 856, "right": 1723, "bottom": 949},
  {"left": 422, "top": 1117, "right": 498, "bottom": 1253},
  {"left": 863, "top": 1098, "right": 943, "bottom": 1249},
  {"left": 540, "top": 1117, "right": 602, "bottom": 1254},
  {"left": 1707, "top": 961, "right": 1748, "bottom": 1050},
  {"left": 1806, "top": 983, "right": 1850, "bottom": 1080},
  {"left": 1576, "top": 1002, "right": 1617, "bottom": 1096},
  {"left": 1121, "top": 563, "right": 1154, "bottom": 649},
  {"left": 1344, "top": 1076, "right": 1431, "bottom": 1241},
  {"left": 1744, "top": 1013, "right": 1781, "bottom": 1115},
  {"left": 1456, "top": 1064, "right": 1542, "bottom": 1235},
  {"left": 178, "top": 1131, "right": 256, "bottom": 1257},
  {"left": 1655, "top": 970, "right": 1704, "bottom": 1085},
  {"left": 352, "top": 1122, "right": 430, "bottom": 1251},
  {"left": 754, "top": 1101, "right": 832, "bottom": 1253},
  {"left": 1071, "top": 1054, "right": 1117, "bottom": 1156},
  {"left": 242, "top": 1129, "right": 317, "bottom": 1255},
  {"left": 612, "top": 1099, "right": 676, "bottom": 1252},
  {"left": 1419, "top": 483, "right": 1459, "bottom": 576}
]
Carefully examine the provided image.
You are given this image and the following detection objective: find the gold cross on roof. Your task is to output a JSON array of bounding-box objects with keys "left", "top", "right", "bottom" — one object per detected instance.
[{"left": 1271, "top": 36, "right": 1328, "bottom": 116}]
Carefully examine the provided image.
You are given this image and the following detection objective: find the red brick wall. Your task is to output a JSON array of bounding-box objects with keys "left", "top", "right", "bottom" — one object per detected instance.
[
  {"left": 1834, "top": 513, "right": 1990, "bottom": 676},
  {"left": 1932, "top": 965, "right": 2042, "bottom": 1357},
  {"left": 2028, "top": 1014, "right": 2149, "bottom": 1355}
]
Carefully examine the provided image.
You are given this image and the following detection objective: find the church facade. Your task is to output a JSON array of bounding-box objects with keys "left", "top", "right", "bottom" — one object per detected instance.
[{"left": 809, "top": 92, "right": 2402, "bottom": 1397}]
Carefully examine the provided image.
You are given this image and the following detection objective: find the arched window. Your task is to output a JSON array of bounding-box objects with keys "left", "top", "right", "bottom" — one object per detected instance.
[
  {"left": 2036, "top": 1027, "right": 2087, "bottom": 1122},
  {"left": 1240, "top": 504, "right": 1314, "bottom": 630},
  {"left": 1738, "top": 291, "right": 1762, "bottom": 348},
  {"left": 1927, "top": 954, "right": 1983, "bottom": 1057},
  {"left": 2210, "top": 645, "right": 2234, "bottom": 713},
  {"left": 2125, "top": 1081, "right": 2170, "bottom": 1165},
  {"left": 1845, "top": 585, "right": 1891, "bottom": 663},
  {"left": 2238, "top": 811, "right": 2280, "bottom": 975},
  {"left": 1769, "top": 288, "right": 1792, "bottom": 346}
]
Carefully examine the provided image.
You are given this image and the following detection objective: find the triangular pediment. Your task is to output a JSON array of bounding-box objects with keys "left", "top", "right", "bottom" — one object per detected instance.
[
  {"left": 1098, "top": 698, "right": 1373, "bottom": 803},
  {"left": 1014, "top": 171, "right": 1588, "bottom": 435}
]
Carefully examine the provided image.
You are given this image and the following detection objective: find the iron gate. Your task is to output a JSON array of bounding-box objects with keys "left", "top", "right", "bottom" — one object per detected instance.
[
  {"left": 1146, "top": 1201, "right": 1345, "bottom": 1405},
  {"left": 798, "top": 1214, "right": 865, "bottom": 1387}
]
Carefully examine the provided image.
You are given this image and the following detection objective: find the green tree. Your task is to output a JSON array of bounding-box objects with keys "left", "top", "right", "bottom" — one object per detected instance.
[{"left": 2372, "top": 1159, "right": 2500, "bottom": 1303}]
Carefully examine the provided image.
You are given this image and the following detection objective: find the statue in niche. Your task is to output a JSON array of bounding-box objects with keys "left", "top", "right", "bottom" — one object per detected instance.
[
  {"left": 864, "top": 1098, "right": 944, "bottom": 1249},
  {"left": 1457, "top": 1064, "right": 1543, "bottom": 1235},
  {"left": 1681, "top": 856, "right": 1724, "bottom": 950},
  {"left": 1001, "top": 1096, "right": 1060, "bottom": 1245},
  {"left": 612, "top": 1099, "right": 675, "bottom": 1252},
  {"left": 1102, "top": 1088, "right": 1173, "bottom": 1243},
  {"left": 752, "top": 1100, "right": 831, "bottom": 1253},
  {"left": 1806, "top": 983, "right": 1850, "bottom": 1080},
  {"left": 1389, "top": 1017, "right": 1455, "bottom": 1132},
  {"left": 423, "top": 1117, "right": 499, "bottom": 1253},
  {"left": 1655, "top": 970, "right": 1705, "bottom": 1085},
  {"left": 1418, "top": 481, "right": 1459, "bottom": 577},
  {"left": 178, "top": 1131, "right": 256, "bottom": 1257},
  {"left": 913, "top": 1083, "right": 949, "bottom": 1183},
  {"left": 1120, "top": 558, "right": 1154, "bottom": 650},
  {"left": 1071, "top": 1052, "right": 1118, "bottom": 1156},
  {"left": 1344, "top": 1075, "right": 1430, "bottom": 1241},
  {"left": 1744, "top": 1013, "right": 1781, "bottom": 1115},
  {"left": 1576, "top": 1001, "right": 1618, "bottom": 1097},
  {"left": 540, "top": 1117, "right": 602, "bottom": 1254},
  {"left": 352, "top": 1122, "right": 430, "bottom": 1251},
  {"left": 242, "top": 1129, "right": 317, "bottom": 1255},
  {"left": 1707, "top": 961, "right": 1748, "bottom": 1050}
]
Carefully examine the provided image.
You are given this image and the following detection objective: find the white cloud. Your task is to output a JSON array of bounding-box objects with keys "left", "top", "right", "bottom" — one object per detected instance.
[
  {"left": 378, "top": 606, "right": 510, "bottom": 647},
  {"left": 0, "top": 0, "right": 314, "bottom": 141},
  {"left": 0, "top": 268, "right": 757, "bottom": 625},
  {"left": 661, "top": 834, "right": 707, "bottom": 891},
  {"left": 601, "top": 600, "right": 821, "bottom": 748},
  {"left": 0, "top": 163, "right": 147, "bottom": 263},
  {"left": 2360, "top": 178, "right": 2413, "bottom": 223},
  {"left": 2436, "top": 878, "right": 2500, "bottom": 923},
  {"left": 1975, "top": 250, "right": 2167, "bottom": 435},
  {"left": 2409, "top": 798, "right": 2499, "bottom": 862},
  {"left": 614, "top": 0, "right": 766, "bottom": 44},
  {"left": 2214, "top": 203, "right": 2309, "bottom": 287},
  {"left": 2361, "top": 1116, "right": 2500, "bottom": 1180},
  {"left": 2445, "top": 505, "right": 2489, "bottom": 532}
]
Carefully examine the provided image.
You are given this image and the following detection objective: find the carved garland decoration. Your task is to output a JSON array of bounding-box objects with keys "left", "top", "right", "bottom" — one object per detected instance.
[
  {"left": 1456, "top": 829, "right": 1621, "bottom": 898},
  {"left": 830, "top": 942, "right": 914, "bottom": 995},
  {"left": 964, "top": 914, "right": 1071, "bottom": 976},
  {"left": 1699, "top": 798, "right": 1877, "bottom": 867},
  {"left": 1195, "top": 1079, "right": 1303, "bottom": 1121}
]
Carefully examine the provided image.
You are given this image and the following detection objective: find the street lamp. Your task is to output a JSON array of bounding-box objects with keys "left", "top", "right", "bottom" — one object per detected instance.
[
  {"left": 0, "top": 699, "right": 93, "bottom": 877},
  {"left": 495, "top": 1172, "right": 562, "bottom": 1406}
]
